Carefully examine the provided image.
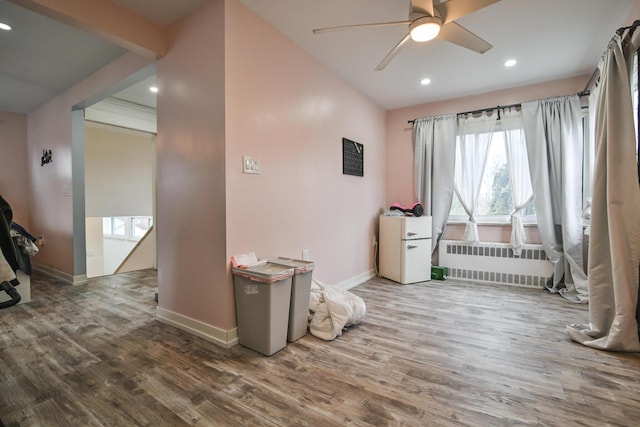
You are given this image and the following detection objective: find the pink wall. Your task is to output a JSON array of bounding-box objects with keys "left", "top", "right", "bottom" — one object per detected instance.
[
  {"left": 0, "top": 112, "right": 29, "bottom": 227},
  {"left": 225, "top": 0, "right": 386, "bottom": 284},
  {"left": 156, "top": 0, "right": 386, "bottom": 331},
  {"left": 384, "top": 75, "right": 588, "bottom": 243},
  {"left": 26, "top": 52, "right": 153, "bottom": 276},
  {"left": 155, "top": 0, "right": 229, "bottom": 327}
]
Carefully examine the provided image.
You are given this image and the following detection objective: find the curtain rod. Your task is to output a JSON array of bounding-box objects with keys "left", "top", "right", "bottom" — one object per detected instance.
[
  {"left": 407, "top": 102, "right": 521, "bottom": 124},
  {"left": 616, "top": 19, "right": 640, "bottom": 37},
  {"left": 580, "top": 20, "right": 640, "bottom": 95},
  {"left": 406, "top": 90, "right": 595, "bottom": 124}
]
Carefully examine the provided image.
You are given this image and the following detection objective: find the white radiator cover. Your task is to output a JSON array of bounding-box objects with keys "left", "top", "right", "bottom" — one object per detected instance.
[{"left": 438, "top": 240, "right": 553, "bottom": 288}]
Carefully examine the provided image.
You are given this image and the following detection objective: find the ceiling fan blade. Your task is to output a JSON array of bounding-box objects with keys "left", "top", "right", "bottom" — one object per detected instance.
[
  {"left": 437, "top": 22, "right": 492, "bottom": 53},
  {"left": 375, "top": 33, "right": 412, "bottom": 71},
  {"left": 410, "top": 0, "right": 434, "bottom": 16},
  {"left": 313, "top": 20, "right": 410, "bottom": 34},
  {"left": 436, "top": 0, "right": 501, "bottom": 25}
]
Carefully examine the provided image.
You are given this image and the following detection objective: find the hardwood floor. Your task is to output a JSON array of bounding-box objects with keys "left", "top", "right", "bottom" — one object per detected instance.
[{"left": 1, "top": 270, "right": 639, "bottom": 426}]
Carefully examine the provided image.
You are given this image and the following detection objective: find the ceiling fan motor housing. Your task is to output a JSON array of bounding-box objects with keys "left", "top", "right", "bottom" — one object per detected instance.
[{"left": 409, "top": 7, "right": 441, "bottom": 22}]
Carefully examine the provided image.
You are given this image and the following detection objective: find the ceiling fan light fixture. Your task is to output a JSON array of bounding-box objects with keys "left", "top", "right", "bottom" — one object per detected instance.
[{"left": 409, "top": 16, "right": 441, "bottom": 42}]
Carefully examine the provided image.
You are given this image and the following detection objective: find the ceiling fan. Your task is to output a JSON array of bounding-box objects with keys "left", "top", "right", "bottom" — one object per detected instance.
[{"left": 313, "top": 0, "right": 501, "bottom": 71}]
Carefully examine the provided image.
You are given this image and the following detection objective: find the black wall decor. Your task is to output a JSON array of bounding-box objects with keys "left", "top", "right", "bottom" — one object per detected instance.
[
  {"left": 41, "top": 149, "right": 52, "bottom": 166},
  {"left": 342, "top": 138, "right": 363, "bottom": 177}
]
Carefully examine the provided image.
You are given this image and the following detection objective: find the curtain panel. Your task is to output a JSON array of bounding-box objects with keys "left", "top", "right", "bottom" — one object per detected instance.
[
  {"left": 413, "top": 115, "right": 457, "bottom": 253},
  {"left": 567, "top": 34, "right": 640, "bottom": 351},
  {"left": 522, "top": 95, "right": 588, "bottom": 303}
]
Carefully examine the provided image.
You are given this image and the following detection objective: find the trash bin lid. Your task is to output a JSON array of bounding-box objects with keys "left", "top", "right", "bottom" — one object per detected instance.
[
  {"left": 232, "top": 262, "right": 294, "bottom": 284},
  {"left": 266, "top": 257, "right": 314, "bottom": 273}
]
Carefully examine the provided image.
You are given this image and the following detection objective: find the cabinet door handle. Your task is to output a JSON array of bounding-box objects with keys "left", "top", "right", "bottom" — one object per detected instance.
[
  {"left": 407, "top": 232, "right": 418, "bottom": 237},
  {"left": 407, "top": 245, "right": 418, "bottom": 249}
]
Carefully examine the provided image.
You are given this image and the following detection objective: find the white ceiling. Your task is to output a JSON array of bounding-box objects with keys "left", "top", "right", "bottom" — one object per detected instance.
[
  {"left": 238, "top": 0, "right": 636, "bottom": 110},
  {"left": 0, "top": 0, "right": 636, "bottom": 113},
  {"left": 0, "top": 0, "right": 126, "bottom": 113},
  {"left": 0, "top": 0, "right": 207, "bottom": 113}
]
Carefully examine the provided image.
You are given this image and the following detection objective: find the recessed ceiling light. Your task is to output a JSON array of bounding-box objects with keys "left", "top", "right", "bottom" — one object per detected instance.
[
  {"left": 420, "top": 78, "right": 432, "bottom": 86},
  {"left": 504, "top": 59, "right": 517, "bottom": 67},
  {"left": 149, "top": 86, "right": 158, "bottom": 93},
  {"left": 0, "top": 22, "right": 12, "bottom": 31}
]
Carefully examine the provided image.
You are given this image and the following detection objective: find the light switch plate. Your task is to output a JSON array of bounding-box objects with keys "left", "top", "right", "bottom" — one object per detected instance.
[{"left": 243, "top": 156, "right": 261, "bottom": 174}]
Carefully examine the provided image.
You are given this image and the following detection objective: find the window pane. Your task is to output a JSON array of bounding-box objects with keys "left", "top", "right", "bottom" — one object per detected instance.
[
  {"left": 477, "top": 133, "right": 512, "bottom": 216},
  {"left": 112, "top": 217, "right": 126, "bottom": 237},
  {"left": 131, "top": 217, "right": 153, "bottom": 240},
  {"left": 102, "top": 217, "right": 111, "bottom": 235},
  {"left": 450, "top": 192, "right": 466, "bottom": 216}
]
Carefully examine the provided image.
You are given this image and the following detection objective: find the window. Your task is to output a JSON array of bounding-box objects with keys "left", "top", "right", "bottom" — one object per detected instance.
[
  {"left": 449, "top": 127, "right": 535, "bottom": 223},
  {"left": 102, "top": 217, "right": 126, "bottom": 238},
  {"left": 131, "top": 217, "right": 153, "bottom": 241},
  {"left": 102, "top": 216, "right": 153, "bottom": 241}
]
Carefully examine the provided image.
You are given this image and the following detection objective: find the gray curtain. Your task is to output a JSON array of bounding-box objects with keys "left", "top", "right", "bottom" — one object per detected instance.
[
  {"left": 522, "top": 95, "right": 588, "bottom": 303},
  {"left": 567, "top": 34, "right": 640, "bottom": 351},
  {"left": 413, "top": 115, "right": 457, "bottom": 253}
]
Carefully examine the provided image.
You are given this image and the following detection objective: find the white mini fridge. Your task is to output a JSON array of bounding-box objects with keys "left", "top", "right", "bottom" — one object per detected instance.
[{"left": 379, "top": 215, "right": 432, "bottom": 284}]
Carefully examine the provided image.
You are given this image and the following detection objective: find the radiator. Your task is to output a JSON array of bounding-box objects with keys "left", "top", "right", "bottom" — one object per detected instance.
[{"left": 438, "top": 240, "right": 553, "bottom": 288}]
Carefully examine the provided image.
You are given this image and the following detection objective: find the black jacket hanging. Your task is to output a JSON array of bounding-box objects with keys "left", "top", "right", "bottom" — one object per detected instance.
[{"left": 0, "top": 194, "right": 19, "bottom": 274}]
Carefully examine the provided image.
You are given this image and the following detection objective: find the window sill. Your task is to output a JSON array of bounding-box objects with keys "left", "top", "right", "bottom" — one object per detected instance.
[
  {"left": 447, "top": 219, "right": 538, "bottom": 227},
  {"left": 104, "top": 235, "right": 126, "bottom": 240}
]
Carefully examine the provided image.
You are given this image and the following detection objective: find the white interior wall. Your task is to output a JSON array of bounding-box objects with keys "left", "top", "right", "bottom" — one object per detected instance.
[
  {"left": 84, "top": 119, "right": 156, "bottom": 277},
  {"left": 84, "top": 121, "right": 155, "bottom": 217},
  {"left": 103, "top": 237, "right": 138, "bottom": 274},
  {"left": 85, "top": 217, "right": 105, "bottom": 277}
]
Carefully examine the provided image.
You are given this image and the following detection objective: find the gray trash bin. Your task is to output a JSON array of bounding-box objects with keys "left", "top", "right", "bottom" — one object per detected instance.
[
  {"left": 268, "top": 257, "right": 314, "bottom": 342},
  {"left": 232, "top": 262, "right": 293, "bottom": 356}
]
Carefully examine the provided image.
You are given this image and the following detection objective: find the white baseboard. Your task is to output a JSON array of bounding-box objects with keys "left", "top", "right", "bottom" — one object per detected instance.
[
  {"left": 154, "top": 270, "right": 374, "bottom": 347},
  {"left": 156, "top": 306, "right": 238, "bottom": 348},
  {"left": 33, "top": 262, "right": 88, "bottom": 286},
  {"left": 334, "top": 269, "right": 376, "bottom": 291}
]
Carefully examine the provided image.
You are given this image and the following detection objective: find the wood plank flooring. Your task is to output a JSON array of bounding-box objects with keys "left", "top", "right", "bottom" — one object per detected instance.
[{"left": 1, "top": 270, "right": 639, "bottom": 426}]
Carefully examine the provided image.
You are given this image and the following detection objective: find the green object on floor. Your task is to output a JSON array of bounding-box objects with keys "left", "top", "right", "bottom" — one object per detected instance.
[{"left": 431, "top": 266, "right": 448, "bottom": 280}]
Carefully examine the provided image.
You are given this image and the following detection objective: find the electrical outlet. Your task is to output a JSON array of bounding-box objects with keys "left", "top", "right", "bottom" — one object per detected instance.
[
  {"left": 38, "top": 235, "right": 45, "bottom": 246},
  {"left": 302, "top": 249, "right": 310, "bottom": 260}
]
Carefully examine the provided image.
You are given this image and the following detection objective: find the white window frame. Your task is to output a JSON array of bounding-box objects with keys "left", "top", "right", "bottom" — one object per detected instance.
[
  {"left": 130, "top": 216, "right": 153, "bottom": 241},
  {"left": 102, "top": 217, "right": 127, "bottom": 239},
  {"left": 102, "top": 216, "right": 153, "bottom": 241}
]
